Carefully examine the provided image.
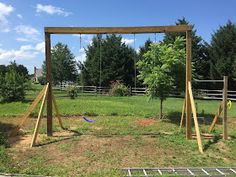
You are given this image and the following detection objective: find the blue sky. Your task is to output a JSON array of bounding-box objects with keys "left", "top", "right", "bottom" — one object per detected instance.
[{"left": 0, "top": 0, "right": 235, "bottom": 73}]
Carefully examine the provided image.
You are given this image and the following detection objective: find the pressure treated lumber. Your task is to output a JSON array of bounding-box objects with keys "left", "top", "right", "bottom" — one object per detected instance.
[
  {"left": 180, "top": 98, "right": 186, "bottom": 129},
  {"left": 45, "top": 33, "right": 53, "bottom": 136},
  {"left": 45, "top": 25, "right": 192, "bottom": 34},
  {"left": 186, "top": 30, "right": 192, "bottom": 139},
  {"left": 209, "top": 102, "right": 223, "bottom": 133},
  {"left": 188, "top": 82, "right": 203, "bottom": 154},
  {"left": 52, "top": 94, "right": 64, "bottom": 129},
  {"left": 30, "top": 83, "right": 49, "bottom": 147},
  {"left": 223, "top": 76, "right": 228, "bottom": 140}
]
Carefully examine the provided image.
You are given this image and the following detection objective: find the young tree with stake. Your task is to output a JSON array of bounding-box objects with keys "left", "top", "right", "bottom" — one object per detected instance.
[{"left": 137, "top": 37, "right": 185, "bottom": 118}]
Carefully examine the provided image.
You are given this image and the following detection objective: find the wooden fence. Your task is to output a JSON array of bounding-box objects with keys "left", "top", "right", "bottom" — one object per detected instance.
[{"left": 55, "top": 84, "right": 236, "bottom": 100}]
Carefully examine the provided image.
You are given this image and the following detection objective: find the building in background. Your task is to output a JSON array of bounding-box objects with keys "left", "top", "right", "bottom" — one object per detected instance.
[{"left": 33, "top": 66, "right": 43, "bottom": 83}]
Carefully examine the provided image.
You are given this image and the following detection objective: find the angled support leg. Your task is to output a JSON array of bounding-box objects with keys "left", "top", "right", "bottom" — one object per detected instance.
[
  {"left": 188, "top": 82, "right": 203, "bottom": 154},
  {"left": 52, "top": 93, "right": 65, "bottom": 129},
  {"left": 30, "top": 83, "right": 49, "bottom": 147},
  {"left": 10, "top": 85, "right": 46, "bottom": 137}
]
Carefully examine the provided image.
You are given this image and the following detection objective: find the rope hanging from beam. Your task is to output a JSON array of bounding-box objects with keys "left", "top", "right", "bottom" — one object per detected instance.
[
  {"left": 133, "top": 34, "right": 137, "bottom": 89},
  {"left": 99, "top": 34, "right": 102, "bottom": 91}
]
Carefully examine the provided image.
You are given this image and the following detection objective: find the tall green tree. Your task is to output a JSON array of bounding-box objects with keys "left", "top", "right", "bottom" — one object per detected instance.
[
  {"left": 136, "top": 39, "right": 153, "bottom": 87},
  {"left": 81, "top": 34, "right": 137, "bottom": 87},
  {"left": 42, "top": 43, "right": 78, "bottom": 85},
  {"left": 0, "top": 65, "right": 7, "bottom": 76},
  {"left": 138, "top": 38, "right": 153, "bottom": 61},
  {"left": 163, "top": 18, "right": 210, "bottom": 82},
  {"left": 0, "top": 68, "right": 27, "bottom": 102},
  {"left": 137, "top": 37, "right": 185, "bottom": 118},
  {"left": 208, "top": 21, "right": 236, "bottom": 88},
  {"left": 0, "top": 61, "right": 29, "bottom": 79}
]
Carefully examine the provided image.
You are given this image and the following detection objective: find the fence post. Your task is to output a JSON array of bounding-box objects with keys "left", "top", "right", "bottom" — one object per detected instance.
[{"left": 223, "top": 76, "right": 228, "bottom": 140}]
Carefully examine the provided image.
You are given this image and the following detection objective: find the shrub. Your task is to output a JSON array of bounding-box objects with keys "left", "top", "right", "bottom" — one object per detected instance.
[
  {"left": 0, "top": 69, "right": 27, "bottom": 102},
  {"left": 67, "top": 85, "right": 78, "bottom": 99},
  {"left": 109, "top": 81, "right": 130, "bottom": 96},
  {"left": 38, "top": 76, "right": 46, "bottom": 85}
]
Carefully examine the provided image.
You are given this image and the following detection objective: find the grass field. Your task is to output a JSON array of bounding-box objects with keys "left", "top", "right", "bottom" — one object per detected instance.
[
  {"left": 1, "top": 84, "right": 236, "bottom": 176},
  {"left": 0, "top": 84, "right": 236, "bottom": 118}
]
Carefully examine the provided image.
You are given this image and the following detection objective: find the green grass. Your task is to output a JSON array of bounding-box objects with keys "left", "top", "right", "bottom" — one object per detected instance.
[
  {"left": 0, "top": 84, "right": 235, "bottom": 118},
  {"left": 0, "top": 115, "right": 236, "bottom": 176},
  {"left": 1, "top": 84, "right": 236, "bottom": 176}
]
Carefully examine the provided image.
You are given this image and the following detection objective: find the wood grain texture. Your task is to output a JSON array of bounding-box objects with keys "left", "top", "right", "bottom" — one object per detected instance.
[
  {"left": 186, "top": 31, "right": 192, "bottom": 139},
  {"left": 188, "top": 82, "right": 203, "bottom": 154},
  {"left": 208, "top": 102, "right": 223, "bottom": 133},
  {"left": 52, "top": 94, "right": 64, "bottom": 129},
  {"left": 45, "top": 33, "right": 53, "bottom": 136},
  {"left": 44, "top": 25, "right": 192, "bottom": 34},
  {"left": 180, "top": 98, "right": 186, "bottom": 129},
  {"left": 223, "top": 76, "right": 228, "bottom": 140},
  {"left": 30, "top": 83, "right": 49, "bottom": 147}
]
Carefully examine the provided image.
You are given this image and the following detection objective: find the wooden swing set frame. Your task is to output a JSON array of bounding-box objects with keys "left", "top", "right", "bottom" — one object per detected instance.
[{"left": 11, "top": 25, "right": 228, "bottom": 153}]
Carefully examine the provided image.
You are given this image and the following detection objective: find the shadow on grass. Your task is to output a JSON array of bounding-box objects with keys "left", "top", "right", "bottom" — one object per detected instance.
[
  {"left": 203, "top": 135, "right": 221, "bottom": 151},
  {"left": 0, "top": 122, "right": 16, "bottom": 133},
  {"left": 165, "top": 111, "right": 220, "bottom": 126},
  {"left": 35, "top": 128, "right": 82, "bottom": 147}
]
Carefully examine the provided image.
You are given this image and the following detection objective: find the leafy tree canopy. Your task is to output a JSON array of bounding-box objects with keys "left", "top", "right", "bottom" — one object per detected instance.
[
  {"left": 163, "top": 17, "right": 209, "bottom": 80},
  {"left": 0, "top": 61, "right": 29, "bottom": 79},
  {"left": 208, "top": 21, "right": 236, "bottom": 82},
  {"left": 81, "top": 34, "right": 137, "bottom": 87},
  {"left": 42, "top": 42, "right": 78, "bottom": 85},
  {"left": 137, "top": 37, "right": 185, "bottom": 118}
]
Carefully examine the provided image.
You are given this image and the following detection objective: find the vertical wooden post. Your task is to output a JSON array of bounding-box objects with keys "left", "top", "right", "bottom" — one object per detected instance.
[
  {"left": 186, "top": 30, "right": 192, "bottom": 139},
  {"left": 45, "top": 32, "right": 53, "bottom": 136},
  {"left": 223, "top": 76, "right": 228, "bottom": 140}
]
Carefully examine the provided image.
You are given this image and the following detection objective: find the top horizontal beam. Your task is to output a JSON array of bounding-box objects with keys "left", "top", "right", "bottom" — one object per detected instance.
[{"left": 44, "top": 25, "right": 192, "bottom": 34}]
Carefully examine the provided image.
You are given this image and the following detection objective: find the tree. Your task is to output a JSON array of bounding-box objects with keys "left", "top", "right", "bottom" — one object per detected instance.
[
  {"left": 42, "top": 43, "right": 78, "bottom": 85},
  {"left": 0, "top": 68, "right": 26, "bottom": 102},
  {"left": 0, "top": 65, "right": 7, "bottom": 76},
  {"left": 81, "top": 34, "right": 137, "bottom": 87},
  {"left": 137, "top": 37, "right": 185, "bottom": 118},
  {"left": 138, "top": 39, "right": 153, "bottom": 61},
  {"left": 208, "top": 21, "right": 236, "bottom": 88},
  {"left": 6, "top": 61, "right": 29, "bottom": 79},
  {"left": 163, "top": 18, "right": 210, "bottom": 83},
  {"left": 136, "top": 39, "right": 153, "bottom": 87}
]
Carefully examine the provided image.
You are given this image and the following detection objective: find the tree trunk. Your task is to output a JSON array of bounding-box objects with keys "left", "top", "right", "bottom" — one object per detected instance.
[{"left": 159, "top": 99, "right": 163, "bottom": 119}]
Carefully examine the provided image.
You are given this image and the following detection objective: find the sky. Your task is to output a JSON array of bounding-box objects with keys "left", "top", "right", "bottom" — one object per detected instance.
[{"left": 0, "top": 0, "right": 236, "bottom": 74}]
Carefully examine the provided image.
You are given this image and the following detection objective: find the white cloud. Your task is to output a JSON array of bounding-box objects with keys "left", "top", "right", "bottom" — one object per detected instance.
[
  {"left": 35, "top": 42, "right": 45, "bottom": 53},
  {"left": 0, "top": 2, "right": 14, "bottom": 32},
  {"left": 20, "top": 45, "right": 33, "bottom": 51},
  {"left": 121, "top": 38, "right": 135, "bottom": 45},
  {"left": 17, "top": 14, "right": 23, "bottom": 19},
  {"left": 73, "top": 34, "right": 93, "bottom": 45},
  {"left": 75, "top": 47, "right": 86, "bottom": 64},
  {"left": 15, "top": 25, "right": 39, "bottom": 36},
  {"left": 0, "top": 48, "right": 36, "bottom": 61},
  {"left": 0, "top": 42, "right": 45, "bottom": 62},
  {"left": 36, "top": 4, "right": 72, "bottom": 17},
  {"left": 15, "top": 25, "right": 40, "bottom": 41},
  {"left": 16, "top": 37, "right": 30, "bottom": 42}
]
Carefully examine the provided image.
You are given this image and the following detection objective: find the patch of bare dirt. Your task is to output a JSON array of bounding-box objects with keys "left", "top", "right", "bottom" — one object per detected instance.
[
  {"left": 136, "top": 118, "right": 160, "bottom": 125},
  {"left": 216, "top": 141, "right": 230, "bottom": 152},
  {"left": 8, "top": 129, "right": 76, "bottom": 148}
]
